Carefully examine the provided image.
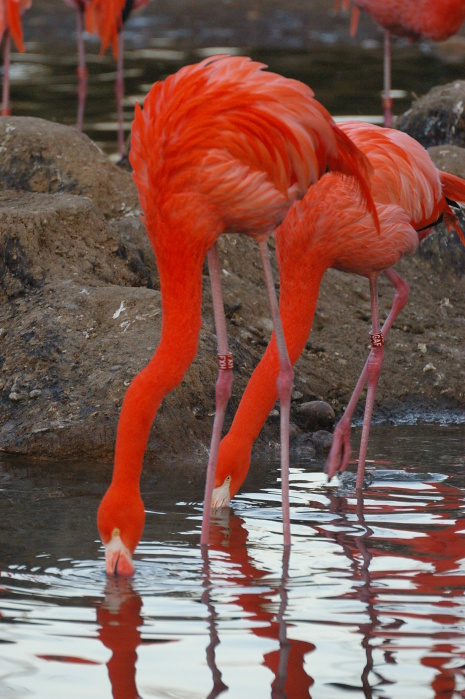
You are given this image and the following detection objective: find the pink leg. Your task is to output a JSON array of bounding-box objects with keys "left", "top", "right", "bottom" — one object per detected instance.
[
  {"left": 355, "top": 275, "right": 384, "bottom": 488},
  {"left": 75, "top": 8, "right": 88, "bottom": 132},
  {"left": 259, "top": 240, "right": 293, "bottom": 547},
  {"left": 115, "top": 31, "right": 125, "bottom": 157},
  {"left": 325, "top": 268, "right": 409, "bottom": 481},
  {"left": 201, "top": 243, "right": 234, "bottom": 546},
  {"left": 382, "top": 30, "right": 393, "bottom": 128},
  {"left": 1, "top": 32, "right": 11, "bottom": 116}
]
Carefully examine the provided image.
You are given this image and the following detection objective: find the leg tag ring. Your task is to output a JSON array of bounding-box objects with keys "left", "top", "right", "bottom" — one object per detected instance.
[
  {"left": 218, "top": 353, "right": 234, "bottom": 370},
  {"left": 370, "top": 332, "right": 384, "bottom": 348}
]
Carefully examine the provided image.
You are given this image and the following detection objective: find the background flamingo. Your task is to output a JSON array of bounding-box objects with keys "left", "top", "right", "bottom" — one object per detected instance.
[
  {"left": 85, "top": 0, "right": 150, "bottom": 156},
  {"left": 62, "top": 0, "right": 89, "bottom": 131},
  {"left": 211, "top": 120, "right": 465, "bottom": 511},
  {"left": 336, "top": 0, "right": 465, "bottom": 126},
  {"left": 0, "top": 0, "right": 32, "bottom": 115},
  {"left": 96, "top": 54, "right": 378, "bottom": 576}
]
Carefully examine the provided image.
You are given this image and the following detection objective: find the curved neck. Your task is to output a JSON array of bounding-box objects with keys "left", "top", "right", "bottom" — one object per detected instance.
[
  {"left": 112, "top": 250, "right": 206, "bottom": 488},
  {"left": 228, "top": 263, "right": 325, "bottom": 449}
]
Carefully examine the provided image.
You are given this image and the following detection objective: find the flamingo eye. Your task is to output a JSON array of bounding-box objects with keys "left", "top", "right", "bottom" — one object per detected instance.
[
  {"left": 225, "top": 476, "right": 231, "bottom": 483},
  {"left": 112, "top": 527, "right": 121, "bottom": 538}
]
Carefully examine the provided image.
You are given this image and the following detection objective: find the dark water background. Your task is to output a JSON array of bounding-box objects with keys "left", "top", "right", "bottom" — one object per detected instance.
[
  {"left": 2, "top": 3, "right": 465, "bottom": 698},
  {"left": 12, "top": 0, "right": 465, "bottom": 158}
]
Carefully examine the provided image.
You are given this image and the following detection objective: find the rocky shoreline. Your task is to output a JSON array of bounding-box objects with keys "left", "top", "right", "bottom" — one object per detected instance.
[{"left": 0, "top": 82, "right": 465, "bottom": 469}]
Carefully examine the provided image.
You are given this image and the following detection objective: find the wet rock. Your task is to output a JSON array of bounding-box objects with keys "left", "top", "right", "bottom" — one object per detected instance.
[
  {"left": 295, "top": 400, "right": 335, "bottom": 431},
  {"left": 291, "top": 433, "right": 316, "bottom": 459},
  {"left": 396, "top": 81, "right": 465, "bottom": 148},
  {"left": 311, "top": 430, "right": 333, "bottom": 454},
  {"left": 289, "top": 422, "right": 301, "bottom": 441}
]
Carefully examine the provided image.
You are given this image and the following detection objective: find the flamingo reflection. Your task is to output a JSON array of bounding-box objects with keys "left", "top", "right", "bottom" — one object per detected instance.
[
  {"left": 205, "top": 510, "right": 315, "bottom": 698},
  {"left": 324, "top": 477, "right": 465, "bottom": 697},
  {"left": 95, "top": 510, "right": 314, "bottom": 699},
  {"left": 96, "top": 578, "right": 144, "bottom": 699}
]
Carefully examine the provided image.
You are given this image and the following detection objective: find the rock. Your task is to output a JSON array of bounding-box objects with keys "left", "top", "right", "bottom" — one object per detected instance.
[
  {"left": 311, "top": 430, "right": 333, "bottom": 454},
  {"left": 396, "top": 81, "right": 465, "bottom": 148},
  {"left": 0, "top": 115, "right": 465, "bottom": 464},
  {"left": 428, "top": 143, "right": 465, "bottom": 178},
  {"left": 420, "top": 145, "right": 465, "bottom": 278},
  {"left": 291, "top": 433, "right": 316, "bottom": 459},
  {"left": 0, "top": 116, "right": 139, "bottom": 218},
  {"left": 295, "top": 400, "right": 335, "bottom": 431},
  {"left": 396, "top": 90, "right": 465, "bottom": 279}
]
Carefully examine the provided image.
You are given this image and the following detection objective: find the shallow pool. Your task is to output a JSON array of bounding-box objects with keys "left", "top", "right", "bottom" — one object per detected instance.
[{"left": 1, "top": 423, "right": 465, "bottom": 698}]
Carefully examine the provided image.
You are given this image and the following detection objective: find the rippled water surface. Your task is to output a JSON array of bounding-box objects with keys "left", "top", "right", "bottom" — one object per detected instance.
[{"left": 1, "top": 424, "right": 465, "bottom": 698}]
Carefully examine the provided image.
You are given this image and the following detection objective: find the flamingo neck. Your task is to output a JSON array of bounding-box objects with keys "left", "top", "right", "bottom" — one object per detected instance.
[
  {"left": 240, "top": 267, "right": 324, "bottom": 442},
  {"left": 111, "top": 249, "right": 206, "bottom": 490}
]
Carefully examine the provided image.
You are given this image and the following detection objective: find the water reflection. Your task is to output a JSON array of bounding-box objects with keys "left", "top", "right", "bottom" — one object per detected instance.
[
  {"left": 1, "top": 425, "right": 465, "bottom": 697},
  {"left": 206, "top": 512, "right": 314, "bottom": 699},
  {"left": 321, "top": 479, "right": 465, "bottom": 697},
  {"left": 97, "top": 579, "right": 144, "bottom": 699}
]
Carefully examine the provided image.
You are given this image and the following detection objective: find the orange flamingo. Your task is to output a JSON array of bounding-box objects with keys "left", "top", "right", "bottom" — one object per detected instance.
[
  {"left": 85, "top": 0, "right": 150, "bottom": 156},
  {"left": 211, "top": 120, "right": 465, "bottom": 509},
  {"left": 62, "top": 0, "right": 89, "bottom": 131},
  {"left": 0, "top": 0, "right": 32, "bottom": 115},
  {"left": 96, "top": 54, "right": 379, "bottom": 576},
  {"left": 337, "top": 0, "right": 465, "bottom": 126}
]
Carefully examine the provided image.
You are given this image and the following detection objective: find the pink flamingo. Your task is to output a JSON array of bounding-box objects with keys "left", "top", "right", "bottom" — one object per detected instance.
[
  {"left": 96, "top": 55, "right": 378, "bottom": 576},
  {"left": 211, "top": 120, "right": 465, "bottom": 512},
  {"left": 337, "top": 0, "right": 465, "bottom": 126},
  {"left": 0, "top": 0, "right": 32, "bottom": 115},
  {"left": 85, "top": 0, "right": 150, "bottom": 156}
]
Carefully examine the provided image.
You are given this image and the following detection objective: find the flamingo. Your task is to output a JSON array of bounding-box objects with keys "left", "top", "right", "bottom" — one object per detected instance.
[
  {"left": 96, "top": 54, "right": 379, "bottom": 576},
  {"left": 85, "top": 0, "right": 150, "bottom": 156},
  {"left": 336, "top": 0, "right": 465, "bottom": 126},
  {"left": 0, "top": 0, "right": 32, "bottom": 115},
  {"left": 211, "top": 119, "right": 465, "bottom": 510},
  {"left": 62, "top": 0, "right": 89, "bottom": 131}
]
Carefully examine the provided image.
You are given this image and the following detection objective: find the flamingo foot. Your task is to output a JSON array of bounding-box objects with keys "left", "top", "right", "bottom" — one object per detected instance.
[{"left": 324, "top": 415, "right": 352, "bottom": 481}]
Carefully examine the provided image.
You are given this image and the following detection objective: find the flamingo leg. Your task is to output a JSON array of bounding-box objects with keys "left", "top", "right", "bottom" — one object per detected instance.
[
  {"left": 1, "top": 32, "right": 11, "bottom": 116},
  {"left": 115, "top": 31, "right": 125, "bottom": 157},
  {"left": 382, "top": 30, "right": 393, "bottom": 128},
  {"left": 355, "top": 275, "right": 384, "bottom": 488},
  {"left": 258, "top": 240, "right": 293, "bottom": 547},
  {"left": 201, "top": 243, "right": 234, "bottom": 546},
  {"left": 75, "top": 7, "right": 88, "bottom": 132},
  {"left": 325, "top": 268, "right": 409, "bottom": 481}
]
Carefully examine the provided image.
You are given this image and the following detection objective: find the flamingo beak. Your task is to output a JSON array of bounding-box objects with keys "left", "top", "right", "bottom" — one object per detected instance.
[
  {"left": 211, "top": 477, "right": 232, "bottom": 509},
  {"left": 104, "top": 533, "right": 135, "bottom": 577}
]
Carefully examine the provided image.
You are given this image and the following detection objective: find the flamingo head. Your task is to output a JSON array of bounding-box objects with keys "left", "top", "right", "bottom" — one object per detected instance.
[
  {"left": 212, "top": 475, "right": 232, "bottom": 509},
  {"left": 211, "top": 435, "right": 253, "bottom": 509},
  {"left": 97, "top": 486, "right": 145, "bottom": 577}
]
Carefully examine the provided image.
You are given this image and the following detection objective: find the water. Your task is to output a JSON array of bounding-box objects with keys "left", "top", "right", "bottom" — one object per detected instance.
[
  {"left": 12, "top": 2, "right": 465, "bottom": 159},
  {"left": 1, "top": 424, "right": 465, "bottom": 698}
]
